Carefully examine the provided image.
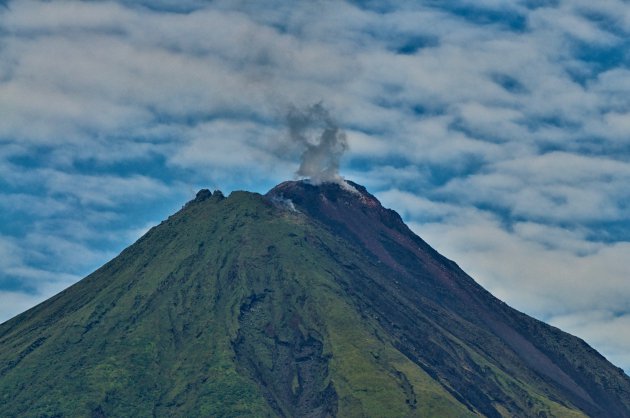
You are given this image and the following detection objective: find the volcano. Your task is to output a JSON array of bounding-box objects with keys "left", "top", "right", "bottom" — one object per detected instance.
[{"left": 0, "top": 180, "right": 628, "bottom": 417}]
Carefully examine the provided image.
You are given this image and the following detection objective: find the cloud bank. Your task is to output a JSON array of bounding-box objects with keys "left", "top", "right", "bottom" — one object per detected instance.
[{"left": 0, "top": 0, "right": 629, "bottom": 371}]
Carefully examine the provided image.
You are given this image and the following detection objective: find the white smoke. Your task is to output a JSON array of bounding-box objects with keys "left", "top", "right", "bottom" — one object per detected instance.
[
  {"left": 286, "top": 103, "right": 348, "bottom": 184},
  {"left": 270, "top": 195, "right": 298, "bottom": 212}
]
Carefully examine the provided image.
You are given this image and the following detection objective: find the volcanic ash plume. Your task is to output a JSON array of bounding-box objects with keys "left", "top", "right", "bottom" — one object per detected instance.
[{"left": 287, "top": 103, "right": 348, "bottom": 184}]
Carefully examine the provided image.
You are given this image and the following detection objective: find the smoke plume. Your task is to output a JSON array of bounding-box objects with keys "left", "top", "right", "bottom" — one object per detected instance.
[{"left": 286, "top": 103, "right": 348, "bottom": 184}]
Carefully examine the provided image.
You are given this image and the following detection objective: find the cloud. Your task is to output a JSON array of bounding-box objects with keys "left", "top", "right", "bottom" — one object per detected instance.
[
  {"left": 0, "top": 0, "right": 629, "bottom": 372},
  {"left": 529, "top": 6, "right": 620, "bottom": 44},
  {"left": 438, "top": 152, "right": 630, "bottom": 225},
  {"left": 0, "top": 233, "right": 82, "bottom": 289}
]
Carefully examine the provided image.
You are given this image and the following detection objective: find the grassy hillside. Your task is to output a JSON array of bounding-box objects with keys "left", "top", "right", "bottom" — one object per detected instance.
[{"left": 0, "top": 191, "right": 465, "bottom": 417}]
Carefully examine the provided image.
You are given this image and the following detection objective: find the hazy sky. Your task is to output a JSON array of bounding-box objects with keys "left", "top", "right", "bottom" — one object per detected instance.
[{"left": 1, "top": 0, "right": 629, "bottom": 372}]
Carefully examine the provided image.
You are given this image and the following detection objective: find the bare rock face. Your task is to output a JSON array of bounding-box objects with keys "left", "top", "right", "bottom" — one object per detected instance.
[
  {"left": 0, "top": 180, "right": 628, "bottom": 417},
  {"left": 194, "top": 189, "right": 212, "bottom": 202}
]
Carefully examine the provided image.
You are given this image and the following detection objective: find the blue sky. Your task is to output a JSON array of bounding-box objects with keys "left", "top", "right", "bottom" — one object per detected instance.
[{"left": 1, "top": 0, "right": 629, "bottom": 372}]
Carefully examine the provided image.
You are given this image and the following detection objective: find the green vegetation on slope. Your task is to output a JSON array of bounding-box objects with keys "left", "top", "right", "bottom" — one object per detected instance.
[
  {"left": 0, "top": 187, "right": 626, "bottom": 417},
  {"left": 0, "top": 191, "right": 469, "bottom": 417}
]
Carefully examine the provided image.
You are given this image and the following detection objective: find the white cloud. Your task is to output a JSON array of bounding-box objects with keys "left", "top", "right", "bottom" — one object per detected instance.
[
  {"left": 440, "top": 152, "right": 630, "bottom": 223},
  {"left": 0, "top": 234, "right": 83, "bottom": 304},
  {"left": 529, "top": 6, "right": 620, "bottom": 44},
  {"left": 0, "top": 0, "right": 629, "bottom": 372}
]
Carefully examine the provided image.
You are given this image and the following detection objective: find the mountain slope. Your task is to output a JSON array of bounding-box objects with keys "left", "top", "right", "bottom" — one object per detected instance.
[
  {"left": 0, "top": 181, "right": 628, "bottom": 417},
  {"left": 267, "top": 181, "right": 630, "bottom": 418}
]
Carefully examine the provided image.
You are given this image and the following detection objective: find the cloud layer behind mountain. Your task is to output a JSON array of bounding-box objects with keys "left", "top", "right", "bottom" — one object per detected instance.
[{"left": 1, "top": 0, "right": 629, "bottom": 371}]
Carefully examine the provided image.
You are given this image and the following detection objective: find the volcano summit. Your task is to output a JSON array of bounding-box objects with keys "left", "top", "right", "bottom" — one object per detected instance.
[{"left": 0, "top": 180, "right": 628, "bottom": 417}]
